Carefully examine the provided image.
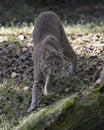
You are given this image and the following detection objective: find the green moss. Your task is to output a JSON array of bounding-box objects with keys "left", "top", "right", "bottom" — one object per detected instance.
[
  {"left": 52, "top": 93, "right": 104, "bottom": 130},
  {"left": 62, "top": 94, "right": 78, "bottom": 111},
  {"left": 15, "top": 96, "right": 77, "bottom": 130}
]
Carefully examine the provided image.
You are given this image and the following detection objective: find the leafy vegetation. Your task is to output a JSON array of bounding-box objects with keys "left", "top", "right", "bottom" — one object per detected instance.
[
  {"left": 0, "top": 21, "right": 104, "bottom": 129},
  {"left": 0, "top": 3, "right": 104, "bottom": 130}
]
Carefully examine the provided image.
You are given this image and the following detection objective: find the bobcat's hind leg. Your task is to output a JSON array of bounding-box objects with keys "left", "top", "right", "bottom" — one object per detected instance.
[
  {"left": 63, "top": 47, "right": 77, "bottom": 78},
  {"left": 69, "top": 57, "right": 77, "bottom": 76}
]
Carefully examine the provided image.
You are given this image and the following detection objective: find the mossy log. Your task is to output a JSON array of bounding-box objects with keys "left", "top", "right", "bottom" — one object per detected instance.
[{"left": 15, "top": 69, "right": 104, "bottom": 130}]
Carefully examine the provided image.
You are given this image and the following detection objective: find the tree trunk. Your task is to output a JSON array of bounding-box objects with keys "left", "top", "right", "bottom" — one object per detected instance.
[{"left": 15, "top": 68, "right": 104, "bottom": 130}]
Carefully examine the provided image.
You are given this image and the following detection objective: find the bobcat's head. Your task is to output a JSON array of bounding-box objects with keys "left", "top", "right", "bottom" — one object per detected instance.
[{"left": 40, "top": 45, "right": 64, "bottom": 76}]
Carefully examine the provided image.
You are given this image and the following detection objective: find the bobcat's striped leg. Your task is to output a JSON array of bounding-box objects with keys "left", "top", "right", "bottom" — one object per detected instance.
[
  {"left": 70, "top": 58, "right": 77, "bottom": 76},
  {"left": 44, "top": 75, "right": 50, "bottom": 96},
  {"left": 66, "top": 58, "right": 77, "bottom": 79},
  {"left": 43, "top": 75, "right": 54, "bottom": 96},
  {"left": 28, "top": 81, "right": 41, "bottom": 113}
]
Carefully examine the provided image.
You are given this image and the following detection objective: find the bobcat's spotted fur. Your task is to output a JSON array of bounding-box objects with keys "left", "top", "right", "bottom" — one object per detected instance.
[{"left": 28, "top": 11, "right": 77, "bottom": 112}]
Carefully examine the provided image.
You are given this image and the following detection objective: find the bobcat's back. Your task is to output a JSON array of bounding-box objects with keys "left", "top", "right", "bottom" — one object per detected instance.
[{"left": 33, "top": 11, "right": 61, "bottom": 45}]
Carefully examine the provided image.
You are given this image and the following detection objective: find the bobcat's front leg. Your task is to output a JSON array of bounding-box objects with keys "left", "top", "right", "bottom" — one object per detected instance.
[
  {"left": 66, "top": 57, "right": 77, "bottom": 79},
  {"left": 70, "top": 58, "right": 77, "bottom": 76},
  {"left": 28, "top": 80, "right": 41, "bottom": 113},
  {"left": 43, "top": 75, "right": 53, "bottom": 96}
]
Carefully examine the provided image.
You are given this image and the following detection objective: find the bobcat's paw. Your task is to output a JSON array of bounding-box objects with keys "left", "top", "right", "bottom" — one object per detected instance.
[
  {"left": 27, "top": 105, "right": 37, "bottom": 113},
  {"left": 66, "top": 73, "right": 72, "bottom": 79},
  {"left": 66, "top": 71, "right": 77, "bottom": 79}
]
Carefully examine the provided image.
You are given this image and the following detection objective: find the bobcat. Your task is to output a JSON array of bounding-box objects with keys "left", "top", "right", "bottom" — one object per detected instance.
[{"left": 28, "top": 11, "right": 77, "bottom": 112}]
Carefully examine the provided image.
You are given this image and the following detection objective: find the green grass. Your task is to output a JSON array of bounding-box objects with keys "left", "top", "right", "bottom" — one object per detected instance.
[
  {"left": 0, "top": 21, "right": 104, "bottom": 129},
  {"left": 1, "top": 22, "right": 104, "bottom": 35},
  {"left": 0, "top": 82, "right": 29, "bottom": 129},
  {"left": 0, "top": 2, "right": 104, "bottom": 129},
  {"left": 0, "top": 24, "right": 33, "bottom": 35}
]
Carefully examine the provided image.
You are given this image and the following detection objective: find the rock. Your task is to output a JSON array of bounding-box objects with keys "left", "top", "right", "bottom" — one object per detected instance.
[
  {"left": 0, "top": 36, "right": 7, "bottom": 42},
  {"left": 18, "top": 35, "right": 25, "bottom": 41},
  {"left": 23, "top": 87, "right": 29, "bottom": 92},
  {"left": 27, "top": 43, "right": 33, "bottom": 47},
  {"left": 22, "top": 47, "right": 28, "bottom": 52},
  {"left": 11, "top": 72, "right": 17, "bottom": 78}
]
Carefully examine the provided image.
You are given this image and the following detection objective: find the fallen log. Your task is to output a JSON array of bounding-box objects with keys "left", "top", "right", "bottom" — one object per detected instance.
[{"left": 15, "top": 67, "right": 104, "bottom": 130}]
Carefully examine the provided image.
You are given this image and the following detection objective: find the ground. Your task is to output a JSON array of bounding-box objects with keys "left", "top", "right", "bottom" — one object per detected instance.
[{"left": 0, "top": 6, "right": 104, "bottom": 130}]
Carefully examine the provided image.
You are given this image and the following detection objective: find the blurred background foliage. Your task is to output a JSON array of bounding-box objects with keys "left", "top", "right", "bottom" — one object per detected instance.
[{"left": 0, "top": 0, "right": 104, "bottom": 26}]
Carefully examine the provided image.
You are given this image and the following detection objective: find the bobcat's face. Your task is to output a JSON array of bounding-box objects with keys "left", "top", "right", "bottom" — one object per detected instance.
[{"left": 40, "top": 51, "right": 64, "bottom": 76}]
